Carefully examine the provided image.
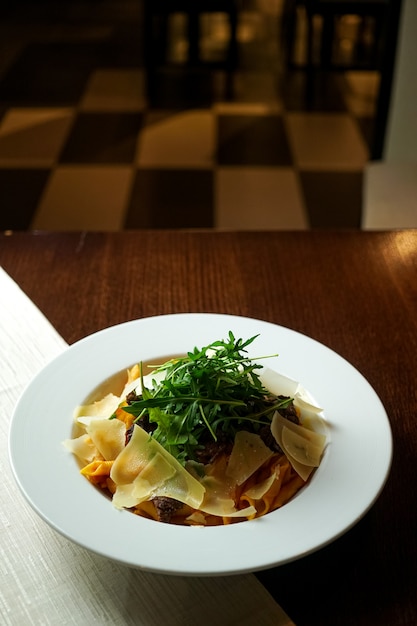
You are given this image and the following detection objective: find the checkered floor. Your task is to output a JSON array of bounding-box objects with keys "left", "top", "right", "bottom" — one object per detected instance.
[{"left": 0, "top": 1, "right": 379, "bottom": 231}]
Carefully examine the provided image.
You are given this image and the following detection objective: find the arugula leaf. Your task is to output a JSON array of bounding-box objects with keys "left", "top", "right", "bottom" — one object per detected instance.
[{"left": 122, "top": 332, "right": 292, "bottom": 463}]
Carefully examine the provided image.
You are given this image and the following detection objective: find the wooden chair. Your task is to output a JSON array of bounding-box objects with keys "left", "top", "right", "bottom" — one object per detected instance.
[
  {"left": 282, "top": 0, "right": 389, "bottom": 70},
  {"left": 143, "top": 1, "right": 239, "bottom": 102}
]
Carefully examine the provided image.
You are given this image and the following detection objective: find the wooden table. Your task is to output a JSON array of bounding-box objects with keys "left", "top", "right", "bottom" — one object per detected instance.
[{"left": 1, "top": 229, "right": 416, "bottom": 626}]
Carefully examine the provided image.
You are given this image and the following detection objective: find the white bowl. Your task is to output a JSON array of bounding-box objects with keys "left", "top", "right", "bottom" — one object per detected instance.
[{"left": 9, "top": 313, "right": 392, "bottom": 576}]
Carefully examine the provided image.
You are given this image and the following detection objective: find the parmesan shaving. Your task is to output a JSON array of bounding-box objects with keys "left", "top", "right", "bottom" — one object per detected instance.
[
  {"left": 271, "top": 411, "right": 327, "bottom": 481},
  {"left": 243, "top": 473, "right": 277, "bottom": 500},
  {"left": 85, "top": 418, "right": 126, "bottom": 461},
  {"left": 110, "top": 425, "right": 205, "bottom": 510},
  {"left": 74, "top": 393, "right": 120, "bottom": 420},
  {"left": 226, "top": 431, "right": 274, "bottom": 486},
  {"left": 62, "top": 434, "right": 97, "bottom": 462},
  {"left": 281, "top": 426, "right": 324, "bottom": 467}
]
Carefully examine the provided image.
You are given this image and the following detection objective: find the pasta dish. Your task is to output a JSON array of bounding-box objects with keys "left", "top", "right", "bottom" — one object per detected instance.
[{"left": 63, "top": 333, "right": 327, "bottom": 525}]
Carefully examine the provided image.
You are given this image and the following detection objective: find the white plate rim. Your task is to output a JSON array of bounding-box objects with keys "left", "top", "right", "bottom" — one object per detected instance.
[{"left": 9, "top": 313, "right": 393, "bottom": 576}]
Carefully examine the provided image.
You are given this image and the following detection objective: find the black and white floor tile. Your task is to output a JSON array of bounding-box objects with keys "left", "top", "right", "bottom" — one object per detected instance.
[{"left": 0, "top": 1, "right": 380, "bottom": 231}]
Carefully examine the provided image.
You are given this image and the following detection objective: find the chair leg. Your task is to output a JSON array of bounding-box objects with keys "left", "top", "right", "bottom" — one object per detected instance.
[
  {"left": 306, "top": 9, "right": 315, "bottom": 68},
  {"left": 320, "top": 14, "right": 334, "bottom": 68},
  {"left": 281, "top": 0, "right": 297, "bottom": 67},
  {"left": 304, "top": 9, "right": 316, "bottom": 108},
  {"left": 372, "top": 11, "right": 387, "bottom": 68},
  {"left": 229, "top": 6, "right": 238, "bottom": 68},
  {"left": 187, "top": 9, "right": 200, "bottom": 64},
  {"left": 143, "top": 5, "right": 156, "bottom": 103}
]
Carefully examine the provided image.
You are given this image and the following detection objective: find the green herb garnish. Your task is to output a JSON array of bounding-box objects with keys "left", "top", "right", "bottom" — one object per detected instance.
[{"left": 122, "top": 332, "right": 292, "bottom": 464}]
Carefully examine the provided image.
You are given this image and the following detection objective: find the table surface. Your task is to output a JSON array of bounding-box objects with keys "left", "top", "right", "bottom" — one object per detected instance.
[{"left": 1, "top": 229, "right": 416, "bottom": 626}]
